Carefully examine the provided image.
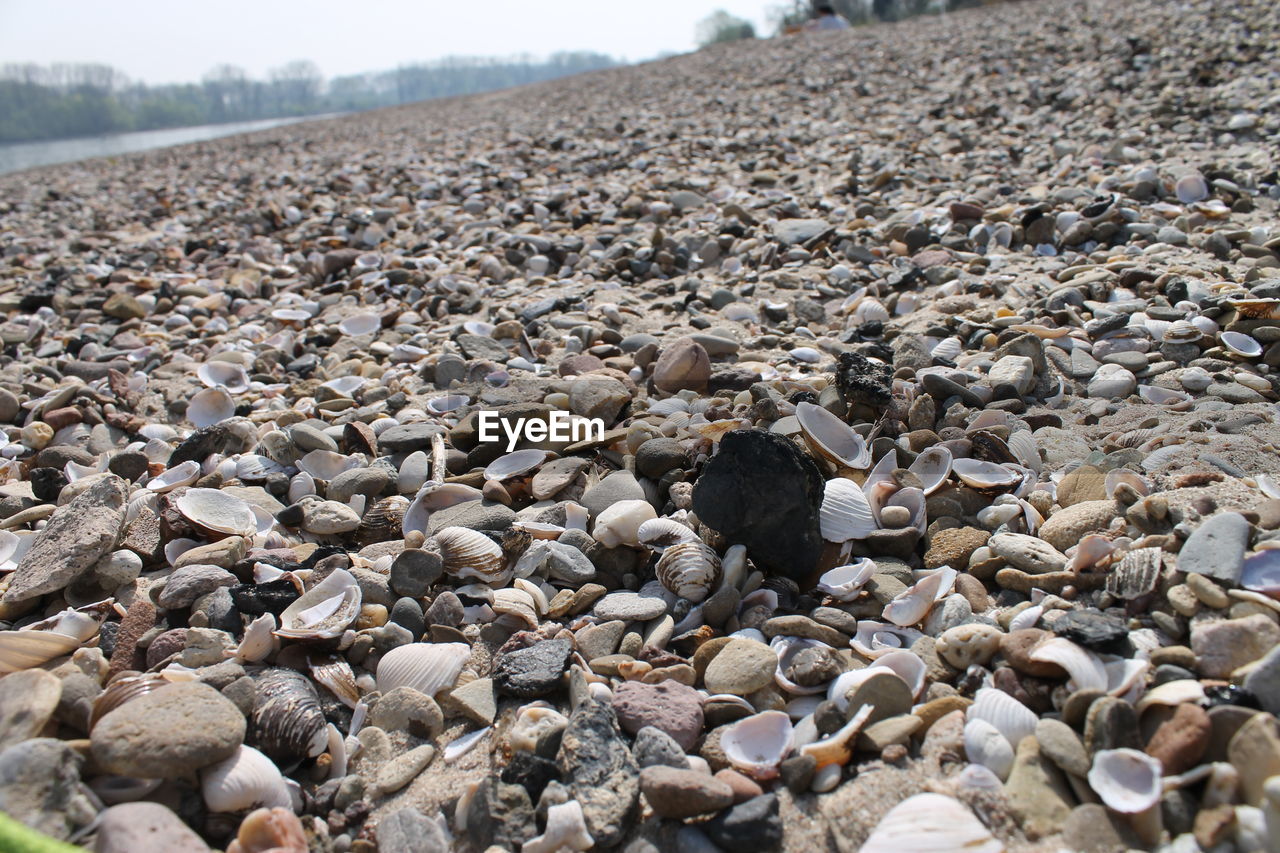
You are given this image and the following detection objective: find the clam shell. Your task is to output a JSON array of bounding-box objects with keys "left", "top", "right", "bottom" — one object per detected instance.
[
  {"left": 492, "top": 587, "right": 540, "bottom": 629},
  {"left": 1241, "top": 549, "right": 1280, "bottom": 599},
  {"left": 860, "top": 792, "right": 1005, "bottom": 853},
  {"left": 236, "top": 454, "right": 284, "bottom": 482},
  {"left": 197, "top": 361, "right": 250, "bottom": 393},
  {"left": 252, "top": 668, "right": 328, "bottom": 762},
  {"left": 1162, "top": 319, "right": 1201, "bottom": 344},
  {"left": 296, "top": 450, "right": 360, "bottom": 480},
  {"left": 274, "top": 568, "right": 361, "bottom": 640},
  {"left": 355, "top": 496, "right": 409, "bottom": 546},
  {"left": 0, "top": 612, "right": 97, "bottom": 674},
  {"left": 965, "top": 718, "right": 1015, "bottom": 781},
  {"left": 434, "top": 526, "right": 508, "bottom": 583},
  {"left": 1220, "top": 331, "right": 1262, "bottom": 358},
  {"left": 175, "top": 487, "right": 256, "bottom": 537},
  {"left": 201, "top": 745, "right": 293, "bottom": 813},
  {"left": 484, "top": 449, "right": 547, "bottom": 482},
  {"left": 592, "top": 499, "right": 657, "bottom": 549},
  {"left": 1006, "top": 431, "right": 1041, "bottom": 472},
  {"left": 881, "top": 568, "right": 955, "bottom": 627},
  {"left": 1138, "top": 385, "right": 1191, "bottom": 406},
  {"left": 188, "top": 388, "right": 236, "bottom": 429},
  {"left": 1088, "top": 748, "right": 1163, "bottom": 813},
  {"left": 1174, "top": 173, "right": 1209, "bottom": 204},
  {"left": 1107, "top": 547, "right": 1162, "bottom": 599},
  {"left": 338, "top": 313, "right": 381, "bottom": 336},
  {"left": 721, "top": 710, "right": 793, "bottom": 779},
  {"left": 636, "top": 517, "right": 699, "bottom": 550},
  {"left": 402, "top": 484, "right": 485, "bottom": 536},
  {"left": 146, "top": 459, "right": 201, "bottom": 492},
  {"left": 930, "top": 337, "right": 963, "bottom": 361},
  {"left": 819, "top": 477, "right": 878, "bottom": 542},
  {"left": 309, "top": 655, "right": 360, "bottom": 709},
  {"left": 322, "top": 375, "right": 366, "bottom": 397},
  {"left": 376, "top": 642, "right": 470, "bottom": 697},
  {"left": 796, "top": 402, "right": 871, "bottom": 469},
  {"left": 234, "top": 613, "right": 278, "bottom": 663},
  {"left": 951, "top": 458, "right": 1020, "bottom": 491},
  {"left": 814, "top": 559, "right": 876, "bottom": 602},
  {"left": 1028, "top": 637, "right": 1108, "bottom": 692},
  {"left": 655, "top": 539, "right": 722, "bottom": 603},
  {"left": 771, "top": 636, "right": 829, "bottom": 695},
  {"left": 908, "top": 445, "right": 953, "bottom": 495},
  {"left": 968, "top": 687, "right": 1037, "bottom": 748},
  {"left": 1105, "top": 468, "right": 1150, "bottom": 499}
]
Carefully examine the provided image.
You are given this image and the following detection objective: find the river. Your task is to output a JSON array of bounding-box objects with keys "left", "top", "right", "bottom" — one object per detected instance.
[{"left": 0, "top": 115, "right": 343, "bottom": 176}]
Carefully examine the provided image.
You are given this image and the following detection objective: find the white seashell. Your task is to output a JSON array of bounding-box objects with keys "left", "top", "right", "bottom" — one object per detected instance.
[
  {"left": 434, "top": 527, "right": 508, "bottom": 583},
  {"left": 234, "top": 613, "right": 278, "bottom": 662},
  {"left": 1221, "top": 331, "right": 1262, "bottom": 358},
  {"left": 771, "top": 637, "right": 829, "bottom": 695},
  {"left": 296, "top": 450, "right": 359, "bottom": 480},
  {"left": 288, "top": 472, "right": 316, "bottom": 504},
  {"left": 1258, "top": 474, "right": 1280, "bottom": 500},
  {"left": 1175, "top": 173, "right": 1210, "bottom": 204},
  {"left": 1135, "top": 679, "right": 1206, "bottom": 716},
  {"left": 321, "top": 375, "right": 366, "bottom": 397},
  {"left": 881, "top": 568, "right": 955, "bottom": 627},
  {"left": 908, "top": 445, "right": 952, "bottom": 495},
  {"left": 1028, "top": 637, "right": 1108, "bottom": 692},
  {"left": 275, "top": 569, "right": 361, "bottom": 640},
  {"left": 402, "top": 484, "right": 485, "bottom": 536},
  {"left": 965, "top": 718, "right": 1015, "bottom": 781},
  {"left": 1138, "top": 385, "right": 1191, "bottom": 406},
  {"left": 814, "top": 559, "right": 876, "bottom": 602},
  {"left": 236, "top": 454, "right": 284, "bottom": 482},
  {"left": 1006, "top": 431, "right": 1041, "bottom": 473},
  {"left": 522, "top": 799, "right": 594, "bottom": 853},
  {"left": 636, "top": 517, "right": 699, "bottom": 550},
  {"left": 819, "top": 478, "right": 878, "bottom": 542},
  {"left": 338, "top": 313, "right": 381, "bottom": 336},
  {"left": 376, "top": 642, "right": 470, "bottom": 697},
  {"left": 445, "top": 726, "right": 488, "bottom": 762},
  {"left": 1105, "top": 468, "right": 1150, "bottom": 498},
  {"left": 197, "top": 361, "right": 250, "bottom": 393},
  {"left": 484, "top": 449, "right": 547, "bottom": 482},
  {"left": 201, "top": 745, "right": 293, "bottom": 812},
  {"left": 1241, "top": 549, "right": 1280, "bottom": 599},
  {"left": 0, "top": 610, "right": 97, "bottom": 674},
  {"left": 1088, "top": 748, "right": 1163, "bottom": 813},
  {"left": 508, "top": 704, "right": 569, "bottom": 753},
  {"left": 188, "top": 388, "right": 236, "bottom": 429},
  {"left": 968, "top": 687, "right": 1037, "bottom": 748},
  {"left": 1008, "top": 604, "right": 1043, "bottom": 632},
  {"left": 656, "top": 540, "right": 721, "bottom": 603},
  {"left": 790, "top": 346, "right": 822, "bottom": 363},
  {"left": 721, "top": 710, "right": 793, "bottom": 779},
  {"left": 871, "top": 649, "right": 928, "bottom": 699},
  {"left": 952, "top": 458, "right": 1021, "bottom": 490},
  {"left": 491, "top": 587, "right": 540, "bottom": 629},
  {"left": 591, "top": 499, "right": 656, "bottom": 549},
  {"left": 860, "top": 792, "right": 1005, "bottom": 853},
  {"left": 426, "top": 394, "right": 468, "bottom": 414},
  {"left": 956, "top": 763, "right": 1005, "bottom": 793},
  {"left": 930, "top": 337, "right": 963, "bottom": 361},
  {"left": 145, "top": 459, "right": 201, "bottom": 492},
  {"left": 850, "top": 620, "right": 923, "bottom": 660},
  {"left": 175, "top": 488, "right": 256, "bottom": 537},
  {"left": 795, "top": 402, "right": 871, "bottom": 469}
]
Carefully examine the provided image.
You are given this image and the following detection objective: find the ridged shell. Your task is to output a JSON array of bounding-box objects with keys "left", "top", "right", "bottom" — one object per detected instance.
[
  {"left": 492, "top": 587, "right": 540, "bottom": 628},
  {"left": 0, "top": 610, "right": 98, "bottom": 674},
  {"left": 1162, "top": 319, "right": 1201, "bottom": 344},
  {"left": 201, "top": 745, "right": 293, "bottom": 813},
  {"left": 930, "top": 337, "right": 963, "bottom": 361},
  {"left": 90, "top": 674, "right": 170, "bottom": 731},
  {"left": 274, "top": 568, "right": 361, "bottom": 640},
  {"left": 252, "top": 668, "right": 328, "bottom": 763},
  {"left": 309, "top": 654, "right": 360, "bottom": 709},
  {"left": 795, "top": 402, "right": 871, "bottom": 469},
  {"left": 964, "top": 718, "right": 1015, "bottom": 781},
  {"left": 1088, "top": 748, "right": 1162, "bottom": 813},
  {"left": 376, "top": 642, "right": 470, "bottom": 697},
  {"left": 656, "top": 540, "right": 722, "bottom": 603},
  {"left": 175, "top": 487, "right": 256, "bottom": 537},
  {"left": 721, "top": 710, "right": 793, "bottom": 780},
  {"left": 1006, "top": 431, "right": 1041, "bottom": 472},
  {"left": 968, "top": 687, "right": 1037, "bottom": 748},
  {"left": 636, "top": 517, "right": 699, "bottom": 550},
  {"left": 1107, "top": 547, "right": 1162, "bottom": 599},
  {"left": 861, "top": 793, "right": 1005, "bottom": 853},
  {"left": 188, "top": 388, "right": 236, "bottom": 429},
  {"left": 814, "top": 559, "right": 876, "bottom": 602},
  {"left": 356, "top": 496, "right": 409, "bottom": 546},
  {"left": 908, "top": 445, "right": 953, "bottom": 495},
  {"left": 819, "top": 477, "right": 878, "bottom": 542},
  {"left": 1229, "top": 298, "right": 1280, "bottom": 320},
  {"left": 236, "top": 454, "right": 284, "bottom": 482},
  {"left": 434, "top": 526, "right": 508, "bottom": 583}
]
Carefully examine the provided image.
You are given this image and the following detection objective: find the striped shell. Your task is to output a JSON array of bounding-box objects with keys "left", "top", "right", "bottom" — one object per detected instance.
[
  {"left": 819, "top": 477, "right": 878, "bottom": 542},
  {"left": 636, "top": 517, "right": 699, "bottom": 550},
  {"left": 656, "top": 540, "right": 722, "bottom": 603},
  {"left": 0, "top": 609, "right": 98, "bottom": 674},
  {"left": 356, "top": 496, "right": 409, "bottom": 546},
  {"left": 434, "top": 526, "right": 508, "bottom": 583},
  {"left": 90, "top": 674, "right": 169, "bottom": 731},
  {"left": 201, "top": 745, "right": 293, "bottom": 813},
  {"left": 376, "top": 642, "right": 470, "bottom": 697},
  {"left": 861, "top": 793, "right": 1004, "bottom": 853},
  {"left": 252, "top": 668, "right": 329, "bottom": 763},
  {"left": 1107, "top": 547, "right": 1162, "bottom": 599},
  {"left": 968, "top": 687, "right": 1037, "bottom": 748}
]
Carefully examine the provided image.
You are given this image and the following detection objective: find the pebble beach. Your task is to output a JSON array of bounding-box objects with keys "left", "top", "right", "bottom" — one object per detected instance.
[{"left": 1, "top": 0, "right": 1280, "bottom": 850}]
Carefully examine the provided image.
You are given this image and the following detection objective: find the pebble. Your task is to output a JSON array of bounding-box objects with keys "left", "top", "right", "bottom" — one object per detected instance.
[
  {"left": 1145, "top": 702, "right": 1210, "bottom": 774},
  {"left": 633, "top": 725, "right": 691, "bottom": 769},
  {"left": 1178, "top": 511, "right": 1250, "bottom": 583},
  {"left": 0, "top": 738, "right": 95, "bottom": 841},
  {"left": 1004, "top": 737, "right": 1074, "bottom": 839},
  {"left": 702, "top": 639, "right": 778, "bottom": 695},
  {"left": 493, "top": 638, "right": 573, "bottom": 698},
  {"left": 988, "top": 532, "right": 1067, "bottom": 573},
  {"left": 0, "top": 670, "right": 61, "bottom": 751},
  {"left": 1190, "top": 613, "right": 1280, "bottom": 678},
  {"left": 593, "top": 591, "right": 668, "bottom": 622},
  {"left": 375, "top": 807, "right": 452, "bottom": 853},
  {"left": 640, "top": 766, "right": 734, "bottom": 818},
  {"left": 558, "top": 700, "right": 640, "bottom": 848},
  {"left": 703, "top": 793, "right": 783, "bottom": 851},
  {"left": 1037, "top": 501, "right": 1118, "bottom": 551},
  {"left": 94, "top": 802, "right": 211, "bottom": 853},
  {"left": 613, "top": 680, "right": 704, "bottom": 751},
  {"left": 90, "top": 682, "right": 245, "bottom": 778}
]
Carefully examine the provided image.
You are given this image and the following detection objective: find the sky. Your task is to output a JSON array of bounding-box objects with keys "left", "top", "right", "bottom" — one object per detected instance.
[{"left": 0, "top": 0, "right": 784, "bottom": 86}]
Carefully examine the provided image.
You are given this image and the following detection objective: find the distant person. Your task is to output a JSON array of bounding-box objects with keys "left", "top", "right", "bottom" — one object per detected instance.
[{"left": 807, "top": 4, "right": 851, "bottom": 30}]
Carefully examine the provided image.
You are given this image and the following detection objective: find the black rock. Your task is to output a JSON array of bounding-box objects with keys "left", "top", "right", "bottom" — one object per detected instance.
[
  {"left": 779, "top": 754, "right": 817, "bottom": 794},
  {"left": 168, "top": 421, "right": 255, "bottom": 467},
  {"left": 632, "top": 726, "right": 689, "bottom": 769},
  {"left": 30, "top": 467, "right": 68, "bottom": 503},
  {"left": 390, "top": 549, "right": 443, "bottom": 598},
  {"left": 704, "top": 794, "right": 783, "bottom": 851},
  {"left": 230, "top": 578, "right": 300, "bottom": 616},
  {"left": 692, "top": 430, "right": 824, "bottom": 581},
  {"left": 107, "top": 450, "right": 150, "bottom": 482},
  {"left": 492, "top": 639, "right": 573, "bottom": 698},
  {"left": 388, "top": 598, "right": 425, "bottom": 639},
  {"left": 557, "top": 701, "right": 640, "bottom": 848},
  {"left": 464, "top": 778, "right": 535, "bottom": 851},
  {"left": 1051, "top": 610, "right": 1130, "bottom": 654},
  {"left": 833, "top": 351, "right": 893, "bottom": 412},
  {"left": 500, "top": 750, "right": 561, "bottom": 802}
]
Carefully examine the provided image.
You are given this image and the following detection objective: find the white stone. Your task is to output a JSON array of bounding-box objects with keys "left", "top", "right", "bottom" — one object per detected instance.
[{"left": 988, "top": 355, "right": 1036, "bottom": 394}]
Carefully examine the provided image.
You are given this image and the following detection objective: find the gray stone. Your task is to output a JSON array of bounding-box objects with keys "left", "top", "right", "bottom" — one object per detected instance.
[
  {"left": 581, "top": 470, "right": 646, "bottom": 520},
  {"left": 771, "top": 218, "right": 830, "bottom": 245},
  {"left": 633, "top": 726, "right": 691, "bottom": 769},
  {"left": 1179, "top": 511, "right": 1250, "bottom": 583},
  {"left": 375, "top": 807, "right": 451, "bottom": 853},
  {"left": 425, "top": 499, "right": 515, "bottom": 533},
  {"left": 988, "top": 532, "right": 1067, "bottom": 574},
  {"left": 0, "top": 738, "right": 95, "bottom": 841},
  {"left": 493, "top": 638, "right": 573, "bottom": 698},
  {"left": 593, "top": 591, "right": 668, "bottom": 622},
  {"left": 378, "top": 423, "right": 447, "bottom": 454},
  {"left": 156, "top": 564, "right": 237, "bottom": 609},
  {"left": 390, "top": 548, "right": 443, "bottom": 597},
  {"left": 0, "top": 669, "right": 61, "bottom": 751},
  {"left": 94, "top": 802, "right": 211, "bottom": 853},
  {"left": 91, "top": 682, "right": 245, "bottom": 778},
  {"left": 1191, "top": 613, "right": 1280, "bottom": 678},
  {"left": 327, "top": 466, "right": 389, "bottom": 503},
  {"left": 1243, "top": 644, "right": 1280, "bottom": 715},
  {"left": 370, "top": 686, "right": 444, "bottom": 738},
  {"left": 558, "top": 701, "right": 640, "bottom": 848},
  {"left": 704, "top": 793, "right": 783, "bottom": 850}
]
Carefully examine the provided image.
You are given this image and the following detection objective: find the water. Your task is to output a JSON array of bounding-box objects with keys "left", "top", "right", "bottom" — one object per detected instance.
[{"left": 0, "top": 115, "right": 340, "bottom": 176}]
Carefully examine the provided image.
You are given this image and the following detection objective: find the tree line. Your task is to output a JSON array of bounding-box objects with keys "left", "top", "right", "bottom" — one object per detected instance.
[
  {"left": 0, "top": 53, "right": 618, "bottom": 144},
  {"left": 702, "top": 0, "right": 999, "bottom": 46}
]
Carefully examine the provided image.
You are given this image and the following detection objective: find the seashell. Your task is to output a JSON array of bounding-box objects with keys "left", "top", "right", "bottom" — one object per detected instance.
[
  {"left": 771, "top": 636, "right": 829, "bottom": 695},
  {"left": 951, "top": 458, "right": 1020, "bottom": 491},
  {"left": 1241, "top": 549, "right": 1280, "bottom": 599},
  {"left": 881, "top": 568, "right": 955, "bottom": 627},
  {"left": 355, "top": 496, "right": 409, "bottom": 546},
  {"left": 869, "top": 649, "right": 928, "bottom": 699},
  {"left": 636, "top": 517, "right": 699, "bottom": 550},
  {"left": 197, "top": 361, "right": 250, "bottom": 393},
  {"left": 814, "top": 559, "right": 876, "bottom": 602},
  {"left": 795, "top": 402, "right": 871, "bottom": 469},
  {"left": 854, "top": 299, "right": 890, "bottom": 323},
  {"left": 1162, "top": 319, "right": 1201, "bottom": 344},
  {"left": 491, "top": 587, "right": 540, "bottom": 629},
  {"left": 1230, "top": 298, "right": 1280, "bottom": 320},
  {"left": 234, "top": 613, "right": 278, "bottom": 663},
  {"left": 445, "top": 726, "right": 489, "bottom": 762},
  {"left": 1028, "top": 637, "right": 1108, "bottom": 692},
  {"left": 188, "top": 388, "right": 236, "bottom": 429},
  {"left": 1088, "top": 748, "right": 1162, "bottom": 813},
  {"left": 721, "top": 710, "right": 793, "bottom": 780},
  {"left": 800, "top": 702, "right": 872, "bottom": 768},
  {"left": 146, "top": 459, "right": 201, "bottom": 492},
  {"left": 1105, "top": 468, "right": 1150, "bottom": 499},
  {"left": 402, "top": 484, "right": 485, "bottom": 536},
  {"left": 656, "top": 540, "right": 722, "bottom": 603},
  {"left": 309, "top": 655, "right": 360, "bottom": 709},
  {"left": 522, "top": 799, "right": 594, "bottom": 853},
  {"left": 1106, "top": 547, "right": 1162, "bottom": 599},
  {"left": 1006, "top": 431, "right": 1041, "bottom": 473},
  {"left": 1137, "top": 385, "right": 1191, "bottom": 406},
  {"left": 89, "top": 776, "right": 163, "bottom": 806},
  {"left": 274, "top": 568, "right": 361, "bottom": 640},
  {"left": 1174, "top": 173, "right": 1210, "bottom": 204},
  {"left": 0, "top": 609, "right": 99, "bottom": 674},
  {"left": 849, "top": 620, "right": 923, "bottom": 660},
  {"left": 322, "top": 375, "right": 366, "bottom": 397},
  {"left": 965, "top": 718, "right": 1015, "bottom": 781},
  {"left": 1220, "top": 330, "right": 1262, "bottom": 358},
  {"left": 591, "top": 499, "right": 657, "bottom": 549},
  {"left": 930, "top": 336, "right": 963, "bottom": 361},
  {"left": 201, "top": 745, "right": 293, "bottom": 813},
  {"left": 175, "top": 487, "right": 256, "bottom": 537},
  {"left": 236, "top": 454, "right": 284, "bottom": 482},
  {"left": 1066, "top": 534, "right": 1116, "bottom": 573},
  {"left": 860, "top": 792, "right": 1005, "bottom": 853},
  {"left": 376, "top": 642, "right": 470, "bottom": 697},
  {"left": 0, "top": 529, "right": 31, "bottom": 572},
  {"left": 434, "top": 526, "right": 509, "bottom": 583},
  {"left": 968, "top": 687, "right": 1037, "bottom": 748},
  {"left": 882, "top": 487, "right": 927, "bottom": 534},
  {"left": 507, "top": 703, "right": 569, "bottom": 753},
  {"left": 819, "top": 477, "right": 878, "bottom": 542},
  {"left": 296, "top": 450, "right": 359, "bottom": 480},
  {"left": 338, "top": 313, "right": 381, "bottom": 336},
  {"left": 1008, "top": 604, "right": 1043, "bottom": 632},
  {"left": 252, "top": 668, "right": 328, "bottom": 763},
  {"left": 908, "top": 445, "right": 953, "bottom": 495},
  {"left": 483, "top": 449, "right": 547, "bottom": 482},
  {"left": 1134, "top": 679, "right": 1206, "bottom": 716}
]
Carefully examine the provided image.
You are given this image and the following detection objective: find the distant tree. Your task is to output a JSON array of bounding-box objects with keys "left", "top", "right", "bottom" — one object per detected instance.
[
  {"left": 696, "top": 10, "right": 757, "bottom": 47},
  {"left": 268, "top": 60, "right": 323, "bottom": 113}
]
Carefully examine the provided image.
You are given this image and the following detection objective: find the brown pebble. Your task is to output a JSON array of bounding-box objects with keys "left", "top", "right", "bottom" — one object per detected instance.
[
  {"left": 1000, "top": 629, "right": 1067, "bottom": 678},
  {"left": 108, "top": 599, "right": 156, "bottom": 679},
  {"left": 713, "top": 768, "right": 763, "bottom": 803},
  {"left": 1145, "top": 702, "right": 1210, "bottom": 774}
]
